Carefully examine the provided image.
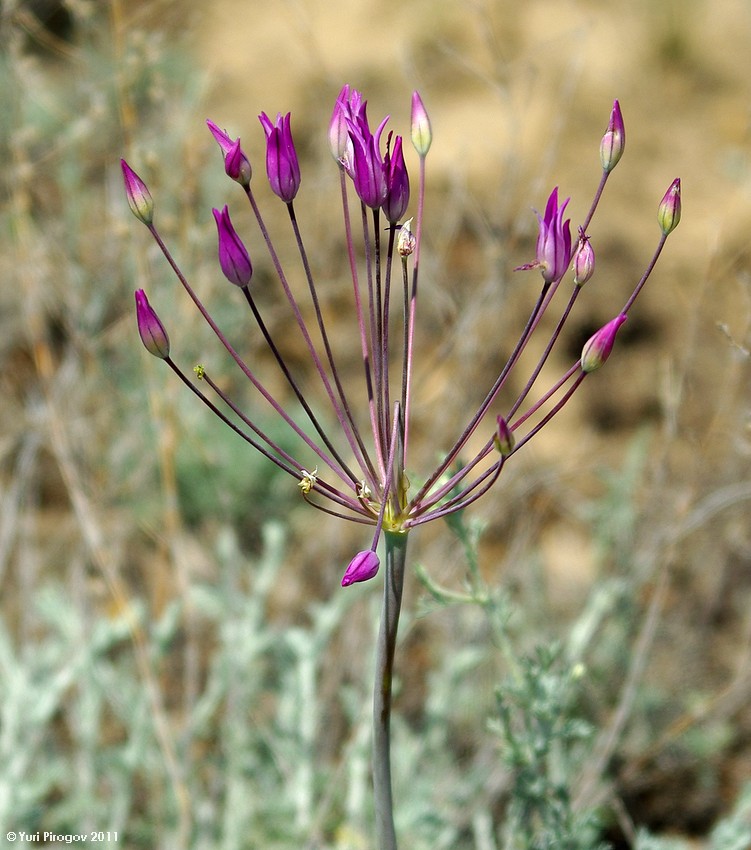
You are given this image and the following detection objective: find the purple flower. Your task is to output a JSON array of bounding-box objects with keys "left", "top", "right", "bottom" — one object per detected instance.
[
  {"left": 580, "top": 314, "right": 627, "bottom": 373},
  {"left": 212, "top": 205, "right": 252, "bottom": 287},
  {"left": 516, "top": 187, "right": 572, "bottom": 284},
  {"left": 206, "top": 120, "right": 252, "bottom": 187},
  {"left": 341, "top": 550, "right": 381, "bottom": 587},
  {"left": 329, "top": 84, "right": 366, "bottom": 162},
  {"left": 135, "top": 289, "right": 170, "bottom": 359},
  {"left": 341, "top": 100, "right": 389, "bottom": 209},
  {"left": 121, "top": 160, "right": 154, "bottom": 225},
  {"left": 330, "top": 86, "right": 392, "bottom": 210},
  {"left": 125, "top": 86, "right": 678, "bottom": 597},
  {"left": 536, "top": 188, "right": 572, "bottom": 283},
  {"left": 258, "top": 112, "right": 301, "bottom": 203},
  {"left": 382, "top": 134, "right": 410, "bottom": 224},
  {"left": 348, "top": 123, "right": 388, "bottom": 209}
]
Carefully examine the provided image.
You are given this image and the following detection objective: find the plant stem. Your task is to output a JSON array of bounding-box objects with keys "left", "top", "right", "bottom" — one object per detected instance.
[{"left": 372, "top": 530, "right": 408, "bottom": 850}]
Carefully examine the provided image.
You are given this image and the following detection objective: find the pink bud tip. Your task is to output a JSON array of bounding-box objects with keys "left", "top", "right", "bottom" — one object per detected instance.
[
  {"left": 135, "top": 289, "right": 170, "bottom": 359},
  {"left": 121, "top": 160, "right": 154, "bottom": 225},
  {"left": 410, "top": 91, "right": 432, "bottom": 157},
  {"left": 581, "top": 314, "right": 627, "bottom": 373},
  {"left": 341, "top": 550, "right": 380, "bottom": 587},
  {"left": 600, "top": 99, "right": 625, "bottom": 173},
  {"left": 657, "top": 178, "right": 681, "bottom": 235},
  {"left": 494, "top": 416, "right": 515, "bottom": 457}
]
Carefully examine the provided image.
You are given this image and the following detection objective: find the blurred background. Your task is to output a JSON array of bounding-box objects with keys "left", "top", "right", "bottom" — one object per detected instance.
[{"left": 1, "top": 0, "right": 751, "bottom": 847}]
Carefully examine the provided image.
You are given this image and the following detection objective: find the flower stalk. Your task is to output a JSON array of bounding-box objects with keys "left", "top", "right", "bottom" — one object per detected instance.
[{"left": 372, "top": 530, "right": 408, "bottom": 850}]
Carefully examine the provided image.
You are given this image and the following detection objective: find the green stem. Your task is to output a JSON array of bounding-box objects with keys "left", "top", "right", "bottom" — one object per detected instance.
[{"left": 372, "top": 530, "right": 408, "bottom": 850}]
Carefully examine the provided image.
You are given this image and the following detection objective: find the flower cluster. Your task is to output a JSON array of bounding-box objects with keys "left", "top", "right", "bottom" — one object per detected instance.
[{"left": 123, "top": 92, "right": 679, "bottom": 587}]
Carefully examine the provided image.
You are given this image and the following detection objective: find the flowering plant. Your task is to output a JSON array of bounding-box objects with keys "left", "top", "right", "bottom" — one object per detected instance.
[{"left": 122, "top": 89, "right": 679, "bottom": 849}]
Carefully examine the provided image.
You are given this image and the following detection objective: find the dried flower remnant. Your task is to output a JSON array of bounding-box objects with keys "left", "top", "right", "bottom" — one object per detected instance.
[{"left": 572, "top": 229, "right": 595, "bottom": 286}]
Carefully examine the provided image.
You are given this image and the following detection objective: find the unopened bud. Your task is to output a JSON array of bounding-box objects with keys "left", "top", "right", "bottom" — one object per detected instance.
[
  {"left": 341, "top": 549, "right": 380, "bottom": 587},
  {"left": 121, "top": 160, "right": 154, "bottom": 225},
  {"left": 259, "top": 111, "right": 301, "bottom": 203},
  {"left": 383, "top": 134, "right": 410, "bottom": 223},
  {"left": 600, "top": 100, "right": 625, "bottom": 173},
  {"left": 212, "top": 205, "right": 253, "bottom": 287},
  {"left": 411, "top": 91, "right": 432, "bottom": 157},
  {"left": 135, "top": 289, "right": 170, "bottom": 359},
  {"left": 581, "top": 314, "right": 627, "bottom": 373},
  {"left": 657, "top": 178, "right": 681, "bottom": 235},
  {"left": 493, "top": 416, "right": 515, "bottom": 457},
  {"left": 206, "top": 120, "right": 252, "bottom": 187}
]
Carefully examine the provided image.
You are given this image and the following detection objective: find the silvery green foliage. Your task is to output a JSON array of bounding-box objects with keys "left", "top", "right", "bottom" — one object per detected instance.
[
  {"left": 708, "top": 782, "right": 751, "bottom": 850},
  {"left": 493, "top": 645, "right": 604, "bottom": 850}
]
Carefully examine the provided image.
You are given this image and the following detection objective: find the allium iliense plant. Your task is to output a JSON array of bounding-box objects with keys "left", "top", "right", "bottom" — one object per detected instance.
[{"left": 122, "top": 90, "right": 680, "bottom": 849}]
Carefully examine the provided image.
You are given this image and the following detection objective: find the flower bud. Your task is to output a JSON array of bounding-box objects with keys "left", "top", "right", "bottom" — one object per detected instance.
[
  {"left": 382, "top": 134, "right": 410, "bottom": 224},
  {"left": 121, "top": 160, "right": 154, "bottom": 225},
  {"left": 135, "top": 289, "right": 170, "bottom": 359},
  {"left": 341, "top": 549, "right": 380, "bottom": 587},
  {"left": 580, "top": 314, "right": 627, "bottom": 373},
  {"left": 572, "top": 231, "right": 595, "bottom": 286},
  {"left": 212, "top": 205, "right": 252, "bottom": 287},
  {"left": 657, "top": 178, "right": 681, "bottom": 235},
  {"left": 600, "top": 100, "right": 625, "bottom": 173},
  {"left": 206, "top": 120, "right": 252, "bottom": 187},
  {"left": 493, "top": 416, "right": 515, "bottom": 457},
  {"left": 397, "top": 218, "right": 416, "bottom": 257},
  {"left": 259, "top": 112, "right": 301, "bottom": 203},
  {"left": 411, "top": 91, "right": 432, "bottom": 157}
]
